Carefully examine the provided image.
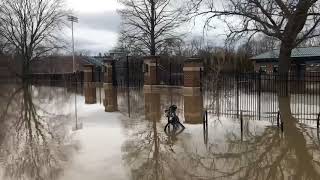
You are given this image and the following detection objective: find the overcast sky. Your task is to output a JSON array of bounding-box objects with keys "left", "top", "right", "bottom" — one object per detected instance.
[
  {"left": 65, "top": 0, "right": 227, "bottom": 55},
  {"left": 65, "top": 0, "right": 122, "bottom": 55}
]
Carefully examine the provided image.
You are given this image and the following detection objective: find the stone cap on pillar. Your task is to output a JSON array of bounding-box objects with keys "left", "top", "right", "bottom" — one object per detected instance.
[
  {"left": 143, "top": 56, "right": 160, "bottom": 65},
  {"left": 103, "top": 56, "right": 114, "bottom": 65},
  {"left": 185, "top": 57, "right": 202, "bottom": 63},
  {"left": 84, "top": 64, "right": 94, "bottom": 71},
  {"left": 184, "top": 57, "right": 203, "bottom": 69}
]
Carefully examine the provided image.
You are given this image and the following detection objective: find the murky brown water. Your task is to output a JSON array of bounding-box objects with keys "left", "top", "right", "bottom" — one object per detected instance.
[{"left": 0, "top": 83, "right": 320, "bottom": 180}]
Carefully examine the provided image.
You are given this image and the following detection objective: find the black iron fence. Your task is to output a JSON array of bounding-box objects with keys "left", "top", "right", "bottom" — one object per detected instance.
[
  {"left": 26, "top": 56, "right": 184, "bottom": 87},
  {"left": 112, "top": 56, "right": 144, "bottom": 87},
  {"left": 203, "top": 72, "right": 320, "bottom": 123},
  {"left": 156, "top": 56, "right": 184, "bottom": 86},
  {"left": 112, "top": 56, "right": 184, "bottom": 87}
]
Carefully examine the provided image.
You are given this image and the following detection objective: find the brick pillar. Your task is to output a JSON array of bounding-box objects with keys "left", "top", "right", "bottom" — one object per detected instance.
[
  {"left": 104, "top": 84, "right": 118, "bottom": 112},
  {"left": 83, "top": 64, "right": 96, "bottom": 104},
  {"left": 144, "top": 56, "right": 160, "bottom": 89},
  {"left": 84, "top": 64, "right": 94, "bottom": 83},
  {"left": 184, "top": 57, "right": 203, "bottom": 94},
  {"left": 144, "top": 91, "right": 161, "bottom": 121},
  {"left": 102, "top": 58, "right": 117, "bottom": 112},
  {"left": 184, "top": 91, "right": 203, "bottom": 124},
  {"left": 84, "top": 84, "right": 97, "bottom": 104}
]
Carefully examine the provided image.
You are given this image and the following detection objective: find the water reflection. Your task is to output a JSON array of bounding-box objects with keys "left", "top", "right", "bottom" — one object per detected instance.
[
  {"left": 84, "top": 83, "right": 97, "bottom": 104},
  {"left": 121, "top": 87, "right": 320, "bottom": 180},
  {"left": 144, "top": 89, "right": 161, "bottom": 122},
  {"left": 121, "top": 88, "right": 183, "bottom": 180},
  {"left": 0, "top": 82, "right": 76, "bottom": 180},
  {"left": 201, "top": 124, "right": 319, "bottom": 179},
  {"left": 104, "top": 84, "right": 118, "bottom": 112},
  {"left": 184, "top": 89, "right": 203, "bottom": 124},
  {"left": 0, "top": 82, "right": 319, "bottom": 180}
]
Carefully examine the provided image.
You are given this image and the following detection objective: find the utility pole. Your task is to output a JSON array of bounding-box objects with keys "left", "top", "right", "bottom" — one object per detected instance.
[
  {"left": 67, "top": 15, "right": 79, "bottom": 73},
  {"left": 68, "top": 15, "right": 80, "bottom": 131}
]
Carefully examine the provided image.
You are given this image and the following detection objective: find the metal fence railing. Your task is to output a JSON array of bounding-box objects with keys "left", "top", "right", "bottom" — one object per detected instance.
[
  {"left": 156, "top": 57, "right": 184, "bottom": 86},
  {"left": 202, "top": 72, "right": 320, "bottom": 123}
]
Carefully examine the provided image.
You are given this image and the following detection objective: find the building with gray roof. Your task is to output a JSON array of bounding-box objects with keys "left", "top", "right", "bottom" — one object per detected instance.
[{"left": 251, "top": 46, "right": 320, "bottom": 74}]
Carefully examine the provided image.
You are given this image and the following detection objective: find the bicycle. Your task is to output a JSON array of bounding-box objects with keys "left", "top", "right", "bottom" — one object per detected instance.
[{"left": 164, "top": 105, "right": 185, "bottom": 132}]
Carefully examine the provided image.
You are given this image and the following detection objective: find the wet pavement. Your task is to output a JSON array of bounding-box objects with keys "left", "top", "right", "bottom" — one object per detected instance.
[{"left": 0, "top": 83, "right": 320, "bottom": 180}]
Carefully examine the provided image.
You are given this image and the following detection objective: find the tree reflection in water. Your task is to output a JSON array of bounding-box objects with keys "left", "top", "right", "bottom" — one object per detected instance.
[
  {"left": 122, "top": 91, "right": 320, "bottom": 180},
  {"left": 122, "top": 117, "right": 188, "bottom": 180},
  {"left": 121, "top": 90, "right": 187, "bottom": 180},
  {"left": 0, "top": 82, "right": 77, "bottom": 180}
]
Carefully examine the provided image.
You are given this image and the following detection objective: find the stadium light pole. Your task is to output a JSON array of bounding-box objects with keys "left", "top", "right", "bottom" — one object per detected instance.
[
  {"left": 68, "top": 15, "right": 81, "bottom": 131},
  {"left": 67, "top": 15, "right": 79, "bottom": 73}
]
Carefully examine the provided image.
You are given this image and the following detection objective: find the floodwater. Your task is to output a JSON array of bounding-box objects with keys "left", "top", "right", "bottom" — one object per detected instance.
[{"left": 0, "top": 82, "right": 320, "bottom": 180}]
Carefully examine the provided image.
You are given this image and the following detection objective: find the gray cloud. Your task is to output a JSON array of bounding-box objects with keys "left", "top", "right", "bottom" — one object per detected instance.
[
  {"left": 75, "top": 37, "right": 99, "bottom": 46},
  {"left": 72, "top": 30, "right": 118, "bottom": 55},
  {"left": 70, "top": 8, "right": 227, "bottom": 54},
  {"left": 77, "top": 11, "right": 121, "bottom": 32}
]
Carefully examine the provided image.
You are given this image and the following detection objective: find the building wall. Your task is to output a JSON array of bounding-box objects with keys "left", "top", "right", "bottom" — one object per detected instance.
[
  {"left": 30, "top": 56, "right": 87, "bottom": 74},
  {"left": 0, "top": 55, "right": 95, "bottom": 80},
  {"left": 254, "top": 62, "right": 278, "bottom": 73}
]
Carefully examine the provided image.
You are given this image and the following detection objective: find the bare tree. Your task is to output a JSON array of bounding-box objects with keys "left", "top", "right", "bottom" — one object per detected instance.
[
  {"left": 190, "top": 0, "right": 320, "bottom": 120},
  {"left": 0, "top": 0, "right": 68, "bottom": 77},
  {"left": 245, "top": 35, "right": 279, "bottom": 56},
  {"left": 190, "top": 0, "right": 320, "bottom": 76},
  {"left": 118, "top": 0, "right": 186, "bottom": 56}
]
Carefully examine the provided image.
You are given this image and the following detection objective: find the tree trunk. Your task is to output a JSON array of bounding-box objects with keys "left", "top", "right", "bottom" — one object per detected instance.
[
  {"left": 150, "top": 0, "right": 156, "bottom": 56},
  {"left": 278, "top": 43, "right": 292, "bottom": 97},
  {"left": 278, "top": 42, "right": 294, "bottom": 123},
  {"left": 277, "top": 1, "right": 311, "bottom": 129},
  {"left": 22, "top": 55, "right": 31, "bottom": 81}
]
